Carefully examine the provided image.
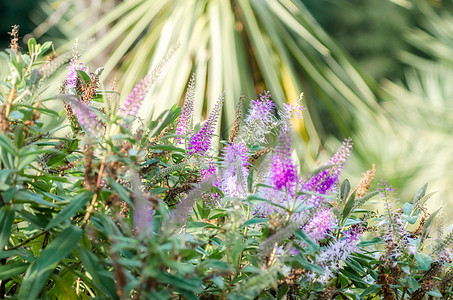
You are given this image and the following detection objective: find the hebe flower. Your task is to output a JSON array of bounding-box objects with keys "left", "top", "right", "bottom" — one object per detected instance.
[
  {"left": 239, "top": 91, "right": 277, "bottom": 144},
  {"left": 201, "top": 161, "right": 216, "bottom": 179},
  {"left": 304, "top": 209, "right": 334, "bottom": 242},
  {"left": 176, "top": 74, "right": 196, "bottom": 142},
  {"left": 328, "top": 137, "right": 353, "bottom": 168},
  {"left": 66, "top": 97, "right": 101, "bottom": 138},
  {"left": 301, "top": 138, "right": 352, "bottom": 207},
  {"left": 315, "top": 228, "right": 362, "bottom": 282},
  {"left": 187, "top": 93, "right": 224, "bottom": 156},
  {"left": 253, "top": 129, "right": 296, "bottom": 217},
  {"left": 66, "top": 52, "right": 88, "bottom": 93},
  {"left": 278, "top": 93, "right": 305, "bottom": 124},
  {"left": 119, "top": 76, "right": 151, "bottom": 117},
  {"left": 219, "top": 142, "right": 249, "bottom": 197},
  {"left": 119, "top": 49, "right": 175, "bottom": 117},
  {"left": 272, "top": 129, "right": 297, "bottom": 190},
  {"left": 131, "top": 172, "right": 153, "bottom": 236}
]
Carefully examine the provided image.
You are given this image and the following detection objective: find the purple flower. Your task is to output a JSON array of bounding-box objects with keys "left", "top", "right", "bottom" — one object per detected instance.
[
  {"left": 119, "top": 76, "right": 151, "bottom": 117},
  {"left": 300, "top": 138, "right": 353, "bottom": 207},
  {"left": 176, "top": 74, "right": 196, "bottom": 142},
  {"left": 239, "top": 91, "right": 277, "bottom": 144},
  {"left": 328, "top": 138, "right": 353, "bottom": 168},
  {"left": 201, "top": 160, "right": 216, "bottom": 179},
  {"left": 272, "top": 129, "right": 297, "bottom": 190},
  {"left": 253, "top": 129, "right": 297, "bottom": 217},
  {"left": 66, "top": 97, "right": 101, "bottom": 138},
  {"left": 253, "top": 188, "right": 286, "bottom": 218},
  {"left": 377, "top": 179, "right": 394, "bottom": 194},
  {"left": 278, "top": 94, "right": 305, "bottom": 124},
  {"left": 315, "top": 228, "right": 362, "bottom": 282},
  {"left": 304, "top": 209, "right": 334, "bottom": 242},
  {"left": 219, "top": 142, "right": 249, "bottom": 197},
  {"left": 119, "top": 49, "right": 175, "bottom": 117},
  {"left": 131, "top": 172, "right": 153, "bottom": 236},
  {"left": 66, "top": 53, "right": 88, "bottom": 93},
  {"left": 187, "top": 93, "right": 224, "bottom": 156}
]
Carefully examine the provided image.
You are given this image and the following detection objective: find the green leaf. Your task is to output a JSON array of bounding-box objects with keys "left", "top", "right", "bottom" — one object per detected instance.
[
  {"left": 358, "top": 237, "right": 384, "bottom": 247},
  {"left": 48, "top": 273, "right": 79, "bottom": 300},
  {"left": 38, "top": 41, "right": 52, "bottom": 57},
  {"left": 46, "top": 152, "right": 67, "bottom": 167},
  {"left": 17, "top": 210, "right": 50, "bottom": 229},
  {"left": 0, "top": 132, "right": 17, "bottom": 156},
  {"left": 402, "top": 214, "right": 418, "bottom": 224},
  {"left": 360, "top": 284, "right": 381, "bottom": 297},
  {"left": 407, "top": 276, "right": 418, "bottom": 291},
  {"left": 28, "top": 38, "right": 37, "bottom": 55},
  {"left": 9, "top": 110, "right": 25, "bottom": 120},
  {"left": 295, "top": 229, "right": 319, "bottom": 253},
  {"left": 0, "top": 249, "right": 21, "bottom": 260},
  {"left": 427, "top": 288, "right": 442, "bottom": 298},
  {"left": 19, "top": 226, "right": 83, "bottom": 300},
  {"left": 342, "top": 190, "right": 357, "bottom": 220},
  {"left": 17, "top": 149, "right": 40, "bottom": 170},
  {"left": 77, "top": 246, "right": 119, "bottom": 299},
  {"left": 421, "top": 208, "right": 440, "bottom": 241},
  {"left": 402, "top": 202, "right": 413, "bottom": 216},
  {"left": 158, "top": 272, "right": 202, "bottom": 294},
  {"left": 150, "top": 187, "right": 169, "bottom": 195},
  {"left": 352, "top": 190, "right": 379, "bottom": 208},
  {"left": 0, "top": 205, "right": 15, "bottom": 249},
  {"left": 107, "top": 177, "right": 132, "bottom": 206},
  {"left": 148, "top": 145, "right": 185, "bottom": 152},
  {"left": 247, "top": 168, "right": 254, "bottom": 193},
  {"left": 76, "top": 70, "right": 91, "bottom": 85},
  {"left": 345, "top": 258, "right": 366, "bottom": 274},
  {"left": 201, "top": 259, "right": 234, "bottom": 272},
  {"left": 148, "top": 106, "right": 182, "bottom": 138},
  {"left": 14, "top": 190, "right": 59, "bottom": 207},
  {"left": 340, "top": 179, "right": 350, "bottom": 201},
  {"left": 414, "top": 252, "right": 432, "bottom": 271},
  {"left": 243, "top": 218, "right": 268, "bottom": 227},
  {"left": 3, "top": 186, "right": 18, "bottom": 203},
  {"left": 0, "top": 261, "right": 29, "bottom": 280},
  {"left": 413, "top": 183, "right": 428, "bottom": 206},
  {"left": 295, "top": 254, "right": 323, "bottom": 273},
  {"left": 45, "top": 192, "right": 93, "bottom": 230}
]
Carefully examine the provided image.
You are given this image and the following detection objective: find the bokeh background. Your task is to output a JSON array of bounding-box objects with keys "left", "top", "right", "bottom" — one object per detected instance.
[{"left": 3, "top": 0, "right": 453, "bottom": 212}]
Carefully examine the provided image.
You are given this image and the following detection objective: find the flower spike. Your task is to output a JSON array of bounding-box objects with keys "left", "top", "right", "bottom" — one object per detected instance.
[{"left": 187, "top": 92, "right": 224, "bottom": 156}]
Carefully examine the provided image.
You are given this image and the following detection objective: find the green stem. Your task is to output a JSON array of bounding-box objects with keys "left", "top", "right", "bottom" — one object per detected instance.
[{"left": 8, "top": 230, "right": 47, "bottom": 251}]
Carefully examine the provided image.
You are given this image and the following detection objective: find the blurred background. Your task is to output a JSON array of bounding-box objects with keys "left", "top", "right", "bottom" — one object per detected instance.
[{"left": 3, "top": 0, "right": 453, "bottom": 212}]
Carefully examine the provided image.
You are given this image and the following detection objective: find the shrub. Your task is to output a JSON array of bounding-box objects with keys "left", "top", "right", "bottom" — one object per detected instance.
[{"left": 0, "top": 36, "right": 452, "bottom": 300}]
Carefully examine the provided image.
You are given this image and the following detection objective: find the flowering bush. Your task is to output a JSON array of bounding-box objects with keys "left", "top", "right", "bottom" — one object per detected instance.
[{"left": 1, "top": 34, "right": 453, "bottom": 299}]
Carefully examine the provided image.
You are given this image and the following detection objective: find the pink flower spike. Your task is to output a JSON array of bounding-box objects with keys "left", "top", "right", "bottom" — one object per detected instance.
[
  {"left": 272, "top": 129, "right": 297, "bottom": 190},
  {"left": 64, "top": 96, "right": 102, "bottom": 138},
  {"left": 119, "top": 48, "right": 176, "bottom": 117},
  {"left": 188, "top": 93, "right": 224, "bottom": 156},
  {"left": 176, "top": 74, "right": 196, "bottom": 142}
]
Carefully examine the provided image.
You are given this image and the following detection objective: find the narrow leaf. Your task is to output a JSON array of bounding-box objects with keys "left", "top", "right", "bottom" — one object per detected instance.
[
  {"left": 0, "top": 205, "right": 15, "bottom": 249},
  {"left": 45, "top": 192, "right": 93, "bottom": 230},
  {"left": 19, "top": 226, "right": 83, "bottom": 300}
]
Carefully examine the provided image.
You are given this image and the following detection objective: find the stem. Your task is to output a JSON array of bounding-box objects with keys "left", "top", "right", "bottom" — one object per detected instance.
[
  {"left": 4, "top": 87, "right": 15, "bottom": 119},
  {"left": 82, "top": 149, "right": 108, "bottom": 227},
  {"left": 268, "top": 185, "right": 298, "bottom": 268},
  {"left": 82, "top": 193, "right": 99, "bottom": 228},
  {"left": 8, "top": 230, "right": 47, "bottom": 251},
  {"left": 237, "top": 205, "right": 251, "bottom": 271}
]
